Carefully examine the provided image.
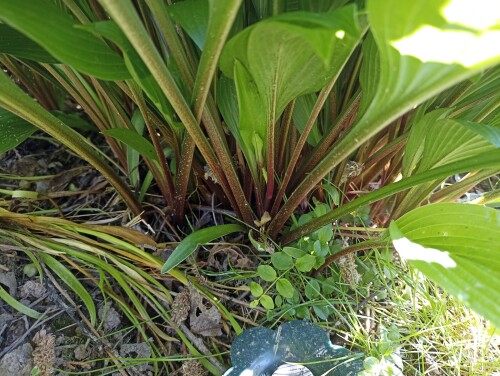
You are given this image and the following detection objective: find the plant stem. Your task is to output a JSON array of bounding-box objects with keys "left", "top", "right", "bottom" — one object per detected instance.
[
  {"left": 0, "top": 70, "right": 142, "bottom": 215},
  {"left": 280, "top": 149, "right": 500, "bottom": 244},
  {"left": 101, "top": 0, "right": 254, "bottom": 223},
  {"left": 311, "top": 238, "right": 387, "bottom": 277}
]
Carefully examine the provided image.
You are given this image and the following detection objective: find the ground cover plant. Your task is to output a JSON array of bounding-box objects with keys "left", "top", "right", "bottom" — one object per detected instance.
[{"left": 0, "top": 0, "right": 499, "bottom": 374}]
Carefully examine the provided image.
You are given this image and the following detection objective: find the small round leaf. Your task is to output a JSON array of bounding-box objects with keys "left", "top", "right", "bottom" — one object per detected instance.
[
  {"left": 250, "top": 282, "right": 263, "bottom": 297},
  {"left": 276, "top": 278, "right": 295, "bottom": 299},
  {"left": 257, "top": 265, "right": 277, "bottom": 282},
  {"left": 295, "top": 254, "right": 317, "bottom": 272},
  {"left": 260, "top": 294, "right": 275, "bottom": 310},
  {"left": 271, "top": 252, "right": 294, "bottom": 270}
]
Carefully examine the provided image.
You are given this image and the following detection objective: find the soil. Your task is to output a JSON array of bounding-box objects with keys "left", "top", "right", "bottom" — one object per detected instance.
[{"left": 0, "top": 136, "right": 159, "bottom": 375}]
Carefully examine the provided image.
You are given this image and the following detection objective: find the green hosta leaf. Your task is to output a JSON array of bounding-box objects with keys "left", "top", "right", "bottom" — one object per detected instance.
[
  {"left": 128, "top": 109, "right": 146, "bottom": 186},
  {"left": 259, "top": 294, "right": 275, "bottom": 310},
  {"left": 168, "top": 0, "right": 208, "bottom": 50},
  {"left": 271, "top": 252, "right": 294, "bottom": 270},
  {"left": 276, "top": 278, "right": 295, "bottom": 299},
  {"left": 399, "top": 111, "right": 499, "bottom": 213},
  {"left": 295, "top": 254, "right": 317, "bottom": 272},
  {"left": 460, "top": 121, "right": 500, "bottom": 148},
  {"left": 161, "top": 224, "right": 243, "bottom": 273},
  {"left": 250, "top": 281, "right": 263, "bottom": 297},
  {"left": 257, "top": 265, "right": 277, "bottom": 282},
  {"left": 0, "top": 109, "right": 37, "bottom": 153},
  {"left": 293, "top": 93, "right": 322, "bottom": 146},
  {"left": 390, "top": 203, "right": 500, "bottom": 328},
  {"left": 79, "top": 21, "right": 175, "bottom": 123},
  {"left": 217, "top": 76, "right": 240, "bottom": 140},
  {"left": 402, "top": 109, "right": 452, "bottom": 177},
  {"left": 417, "top": 119, "right": 497, "bottom": 173},
  {"left": 52, "top": 112, "right": 96, "bottom": 131},
  {"left": 359, "top": 0, "right": 500, "bottom": 124},
  {"left": 102, "top": 129, "right": 158, "bottom": 162},
  {"left": 0, "top": 23, "right": 59, "bottom": 63},
  {"left": 0, "top": 0, "right": 129, "bottom": 80},
  {"left": 220, "top": 5, "right": 362, "bottom": 182}
]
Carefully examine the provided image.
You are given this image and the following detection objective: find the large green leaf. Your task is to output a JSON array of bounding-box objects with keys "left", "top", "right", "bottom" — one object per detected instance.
[
  {"left": 77, "top": 21, "right": 175, "bottom": 123},
  {"left": 403, "top": 112, "right": 499, "bottom": 177},
  {"left": 161, "top": 224, "right": 244, "bottom": 274},
  {"left": 390, "top": 203, "right": 500, "bottom": 328},
  {"left": 396, "top": 111, "right": 499, "bottom": 214},
  {"left": 293, "top": 93, "right": 322, "bottom": 146},
  {"left": 102, "top": 128, "right": 158, "bottom": 162},
  {"left": 0, "top": 24, "right": 59, "bottom": 63},
  {"left": 0, "top": 0, "right": 130, "bottom": 80},
  {"left": 0, "top": 109, "right": 37, "bottom": 153},
  {"left": 168, "top": 0, "right": 209, "bottom": 50},
  {"left": 269, "top": 0, "right": 500, "bottom": 235},
  {"left": 282, "top": 149, "right": 500, "bottom": 243},
  {"left": 359, "top": 0, "right": 500, "bottom": 124},
  {"left": 219, "top": 5, "right": 362, "bottom": 181}
]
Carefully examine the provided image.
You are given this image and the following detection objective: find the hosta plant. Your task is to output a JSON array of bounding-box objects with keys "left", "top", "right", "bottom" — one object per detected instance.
[{"left": 0, "top": 0, "right": 499, "bottom": 374}]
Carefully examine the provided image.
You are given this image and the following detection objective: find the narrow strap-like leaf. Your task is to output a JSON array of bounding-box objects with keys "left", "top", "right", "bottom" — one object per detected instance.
[{"left": 161, "top": 224, "right": 244, "bottom": 274}]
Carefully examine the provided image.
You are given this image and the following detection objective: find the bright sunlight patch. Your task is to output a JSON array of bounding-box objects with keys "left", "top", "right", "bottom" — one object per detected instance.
[{"left": 390, "top": 222, "right": 456, "bottom": 268}]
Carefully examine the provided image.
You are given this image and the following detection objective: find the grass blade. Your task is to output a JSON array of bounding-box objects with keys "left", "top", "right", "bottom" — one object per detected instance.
[
  {"left": 39, "top": 253, "right": 97, "bottom": 326},
  {"left": 0, "top": 285, "right": 42, "bottom": 319},
  {"left": 161, "top": 224, "right": 244, "bottom": 274}
]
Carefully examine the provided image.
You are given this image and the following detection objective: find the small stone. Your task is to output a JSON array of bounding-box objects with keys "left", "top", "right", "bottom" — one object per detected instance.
[
  {"left": 0, "top": 271, "right": 17, "bottom": 297},
  {"left": 20, "top": 280, "right": 46, "bottom": 299},
  {"left": 181, "top": 360, "right": 207, "bottom": 376},
  {"left": 119, "top": 343, "right": 151, "bottom": 375},
  {"left": 0, "top": 343, "right": 33, "bottom": 376},
  {"left": 73, "top": 344, "right": 88, "bottom": 361},
  {"left": 98, "top": 302, "right": 121, "bottom": 332}
]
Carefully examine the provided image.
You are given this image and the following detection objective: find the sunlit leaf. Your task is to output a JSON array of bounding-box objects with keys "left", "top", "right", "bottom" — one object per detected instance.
[
  {"left": 359, "top": 0, "right": 500, "bottom": 124},
  {"left": 220, "top": 5, "right": 362, "bottom": 181},
  {"left": 390, "top": 203, "right": 500, "bottom": 328}
]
